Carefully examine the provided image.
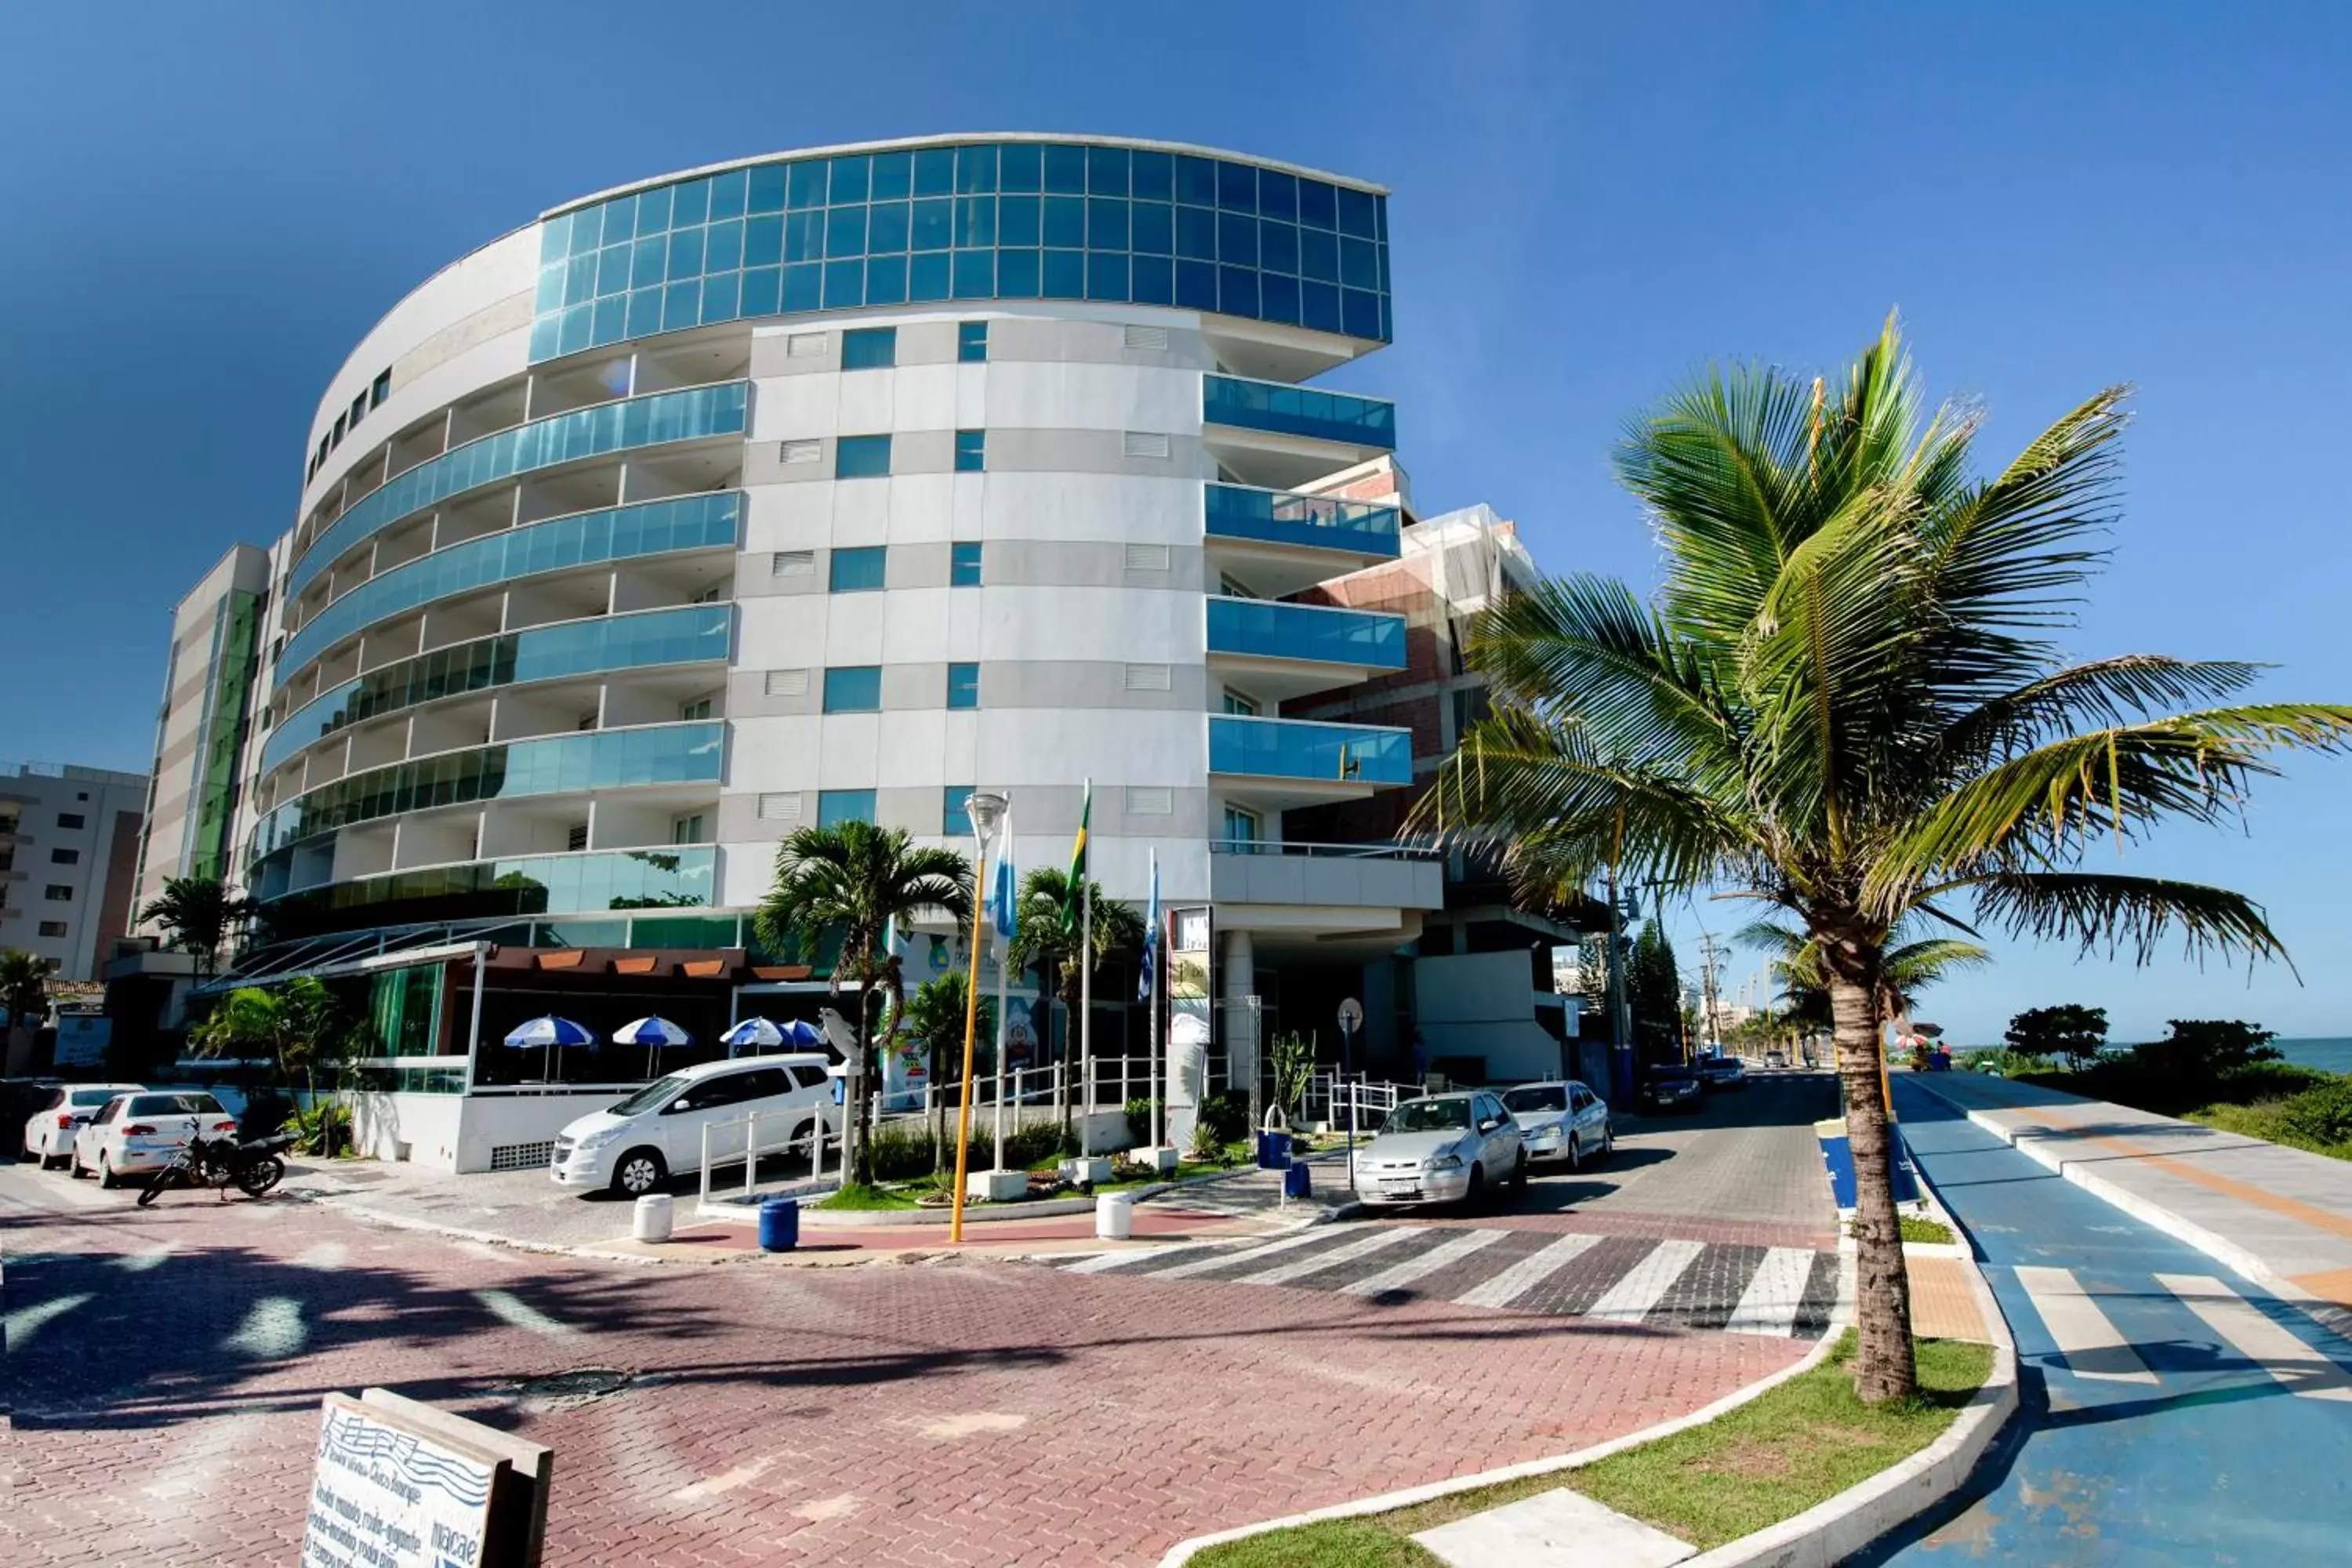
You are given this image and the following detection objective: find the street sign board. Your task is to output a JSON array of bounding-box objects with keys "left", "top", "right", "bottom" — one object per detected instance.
[{"left": 301, "top": 1389, "right": 550, "bottom": 1568}]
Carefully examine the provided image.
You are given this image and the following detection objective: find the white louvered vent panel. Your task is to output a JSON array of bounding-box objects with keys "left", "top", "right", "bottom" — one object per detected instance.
[
  {"left": 1122, "top": 430, "right": 1173, "bottom": 459},
  {"left": 1124, "top": 663, "right": 1172, "bottom": 692},
  {"left": 786, "top": 332, "right": 829, "bottom": 358},
  {"left": 1122, "top": 325, "right": 1171, "bottom": 351},
  {"left": 771, "top": 550, "right": 815, "bottom": 577},
  {"left": 757, "top": 792, "right": 804, "bottom": 822},
  {"left": 1123, "top": 543, "right": 1171, "bottom": 572},
  {"left": 779, "top": 438, "right": 822, "bottom": 465},
  {"left": 1125, "top": 787, "right": 1174, "bottom": 815},
  {"left": 764, "top": 668, "right": 811, "bottom": 697}
]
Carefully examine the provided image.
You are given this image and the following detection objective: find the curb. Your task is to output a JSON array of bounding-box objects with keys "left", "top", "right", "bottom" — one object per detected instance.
[{"left": 1903, "top": 1075, "right": 2352, "bottom": 1341}]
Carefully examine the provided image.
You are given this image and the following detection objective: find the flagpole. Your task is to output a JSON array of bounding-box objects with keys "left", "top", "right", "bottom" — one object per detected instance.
[
  {"left": 1080, "top": 862, "right": 1093, "bottom": 1123},
  {"left": 993, "top": 805, "right": 1011, "bottom": 1172},
  {"left": 1150, "top": 855, "right": 1164, "bottom": 1152}
]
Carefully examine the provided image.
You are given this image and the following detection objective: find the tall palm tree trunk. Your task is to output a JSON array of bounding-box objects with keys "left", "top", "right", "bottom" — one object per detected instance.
[
  {"left": 848, "top": 966, "right": 876, "bottom": 1186},
  {"left": 1054, "top": 973, "right": 1078, "bottom": 1152},
  {"left": 1829, "top": 967, "right": 1918, "bottom": 1402}
]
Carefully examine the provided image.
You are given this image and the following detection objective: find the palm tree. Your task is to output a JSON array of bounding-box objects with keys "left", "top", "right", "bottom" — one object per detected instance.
[
  {"left": 1413, "top": 318, "right": 2352, "bottom": 1403},
  {"left": 1740, "top": 918, "right": 1987, "bottom": 1050},
  {"left": 1006, "top": 867, "right": 1145, "bottom": 1145},
  {"left": 137, "top": 875, "right": 248, "bottom": 982},
  {"left": 753, "top": 821, "right": 971, "bottom": 1185},
  {"left": 2, "top": 949, "right": 49, "bottom": 1072},
  {"left": 904, "top": 969, "right": 994, "bottom": 1173}
]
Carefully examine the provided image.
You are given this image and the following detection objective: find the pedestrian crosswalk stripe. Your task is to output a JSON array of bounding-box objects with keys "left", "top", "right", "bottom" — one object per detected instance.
[
  {"left": 1453, "top": 1232, "right": 1603, "bottom": 1311},
  {"left": 2013, "top": 1265, "right": 2158, "bottom": 1383},
  {"left": 1232, "top": 1225, "right": 1425, "bottom": 1287},
  {"left": 1155, "top": 1227, "right": 1347, "bottom": 1280},
  {"left": 2157, "top": 1272, "right": 2352, "bottom": 1403},
  {"left": 1585, "top": 1238, "right": 1706, "bottom": 1323},
  {"left": 1338, "top": 1227, "right": 1505, "bottom": 1298},
  {"left": 1724, "top": 1247, "right": 1817, "bottom": 1337}
]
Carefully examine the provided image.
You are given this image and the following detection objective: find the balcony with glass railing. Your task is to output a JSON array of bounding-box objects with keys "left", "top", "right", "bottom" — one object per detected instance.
[
  {"left": 1206, "top": 597, "right": 1405, "bottom": 700},
  {"left": 1204, "top": 481, "right": 1399, "bottom": 564},
  {"left": 1207, "top": 714, "right": 1412, "bottom": 809},
  {"left": 1203, "top": 373, "right": 1396, "bottom": 447}
]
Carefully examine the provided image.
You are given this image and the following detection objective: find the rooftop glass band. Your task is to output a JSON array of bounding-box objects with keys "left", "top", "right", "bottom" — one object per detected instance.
[
  {"left": 263, "top": 604, "right": 732, "bottom": 778},
  {"left": 291, "top": 383, "right": 747, "bottom": 596},
  {"left": 1203, "top": 373, "right": 1396, "bottom": 448},
  {"left": 530, "top": 140, "right": 1390, "bottom": 364},
  {"left": 279, "top": 492, "right": 739, "bottom": 680}
]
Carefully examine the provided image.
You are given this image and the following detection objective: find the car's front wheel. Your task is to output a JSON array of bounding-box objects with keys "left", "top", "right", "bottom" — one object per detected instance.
[
  {"left": 1599, "top": 1120, "right": 1614, "bottom": 1160},
  {"left": 609, "top": 1148, "right": 666, "bottom": 1197},
  {"left": 98, "top": 1155, "right": 121, "bottom": 1190},
  {"left": 1510, "top": 1149, "right": 1528, "bottom": 1191},
  {"left": 1566, "top": 1127, "right": 1583, "bottom": 1172}
]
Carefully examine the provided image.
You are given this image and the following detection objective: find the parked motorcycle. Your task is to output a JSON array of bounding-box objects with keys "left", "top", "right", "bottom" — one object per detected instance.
[{"left": 136, "top": 1131, "right": 296, "bottom": 1206}]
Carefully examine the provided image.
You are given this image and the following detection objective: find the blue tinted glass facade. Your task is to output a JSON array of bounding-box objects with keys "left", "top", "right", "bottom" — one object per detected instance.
[
  {"left": 829, "top": 546, "right": 887, "bottom": 591},
  {"left": 292, "top": 383, "right": 747, "bottom": 597},
  {"left": 249, "top": 722, "right": 725, "bottom": 866},
  {"left": 836, "top": 434, "right": 891, "bottom": 478},
  {"left": 954, "top": 429, "right": 985, "bottom": 472},
  {"left": 260, "top": 848, "right": 716, "bottom": 921},
  {"left": 842, "top": 327, "right": 897, "bottom": 368},
  {"left": 822, "top": 666, "right": 882, "bottom": 712},
  {"left": 818, "top": 789, "right": 876, "bottom": 827},
  {"left": 942, "top": 787, "right": 975, "bottom": 836},
  {"left": 1207, "top": 715, "right": 1412, "bottom": 785},
  {"left": 946, "top": 662, "right": 979, "bottom": 710},
  {"left": 532, "top": 141, "right": 1391, "bottom": 364},
  {"left": 1207, "top": 598, "right": 1407, "bottom": 670},
  {"left": 264, "top": 605, "right": 731, "bottom": 777},
  {"left": 1203, "top": 483, "right": 1401, "bottom": 557},
  {"left": 280, "top": 494, "right": 739, "bottom": 679},
  {"left": 949, "top": 542, "right": 982, "bottom": 586},
  {"left": 1202, "top": 374, "right": 1396, "bottom": 448}
]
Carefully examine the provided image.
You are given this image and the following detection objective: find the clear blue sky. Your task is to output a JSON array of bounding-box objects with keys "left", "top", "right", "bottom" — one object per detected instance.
[{"left": 5, "top": 2, "right": 2347, "bottom": 1044}]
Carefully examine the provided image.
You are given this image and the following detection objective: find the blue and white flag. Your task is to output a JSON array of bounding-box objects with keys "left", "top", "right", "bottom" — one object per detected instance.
[
  {"left": 1137, "top": 849, "right": 1160, "bottom": 1004},
  {"left": 989, "top": 829, "right": 1017, "bottom": 946}
]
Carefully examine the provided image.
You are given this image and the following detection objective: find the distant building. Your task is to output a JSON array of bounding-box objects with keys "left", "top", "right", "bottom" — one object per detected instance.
[{"left": 0, "top": 761, "right": 151, "bottom": 981}]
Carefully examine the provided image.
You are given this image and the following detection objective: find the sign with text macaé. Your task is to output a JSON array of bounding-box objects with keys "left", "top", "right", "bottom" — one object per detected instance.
[{"left": 303, "top": 1389, "right": 551, "bottom": 1568}]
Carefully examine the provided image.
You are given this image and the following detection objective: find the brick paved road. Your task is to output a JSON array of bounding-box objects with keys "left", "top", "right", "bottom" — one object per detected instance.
[{"left": 3, "top": 1157, "right": 1806, "bottom": 1566}]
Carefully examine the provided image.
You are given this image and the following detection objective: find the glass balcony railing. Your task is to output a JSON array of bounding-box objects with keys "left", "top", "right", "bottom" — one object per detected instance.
[
  {"left": 291, "top": 382, "right": 748, "bottom": 596},
  {"left": 1203, "top": 372, "right": 1396, "bottom": 448},
  {"left": 262, "top": 604, "right": 732, "bottom": 777},
  {"left": 256, "top": 847, "right": 717, "bottom": 923},
  {"left": 249, "top": 721, "right": 724, "bottom": 864},
  {"left": 278, "top": 492, "right": 738, "bottom": 678},
  {"left": 1207, "top": 597, "right": 1406, "bottom": 670},
  {"left": 1203, "top": 482, "right": 1400, "bottom": 557},
  {"left": 1207, "top": 714, "right": 1412, "bottom": 786}
]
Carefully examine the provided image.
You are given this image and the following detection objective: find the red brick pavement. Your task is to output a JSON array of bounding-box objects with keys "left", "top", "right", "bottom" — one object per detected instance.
[{"left": 8, "top": 1194, "right": 1803, "bottom": 1566}]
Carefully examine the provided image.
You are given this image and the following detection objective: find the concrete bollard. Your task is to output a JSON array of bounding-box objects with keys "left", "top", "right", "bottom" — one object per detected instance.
[
  {"left": 1096, "top": 1192, "right": 1136, "bottom": 1240},
  {"left": 632, "top": 1192, "right": 673, "bottom": 1243}
]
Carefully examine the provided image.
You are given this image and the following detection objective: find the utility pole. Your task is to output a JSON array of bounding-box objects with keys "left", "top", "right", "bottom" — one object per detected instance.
[{"left": 1695, "top": 931, "right": 1727, "bottom": 1054}]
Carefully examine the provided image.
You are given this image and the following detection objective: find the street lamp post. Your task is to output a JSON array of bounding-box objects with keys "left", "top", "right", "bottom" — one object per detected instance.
[{"left": 949, "top": 789, "right": 1007, "bottom": 1245}]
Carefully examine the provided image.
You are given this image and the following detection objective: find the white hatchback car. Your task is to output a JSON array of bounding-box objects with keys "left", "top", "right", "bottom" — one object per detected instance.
[
  {"left": 72, "top": 1091, "right": 238, "bottom": 1188},
  {"left": 1352, "top": 1091, "right": 1527, "bottom": 1207},
  {"left": 1501, "top": 1080, "right": 1613, "bottom": 1170},
  {"left": 23, "top": 1083, "right": 145, "bottom": 1169},
  {"left": 551, "top": 1052, "right": 838, "bottom": 1196}
]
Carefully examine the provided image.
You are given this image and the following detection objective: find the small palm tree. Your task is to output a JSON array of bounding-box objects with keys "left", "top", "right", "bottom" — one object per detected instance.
[
  {"left": 1006, "top": 867, "right": 1145, "bottom": 1144},
  {"left": 754, "top": 821, "right": 971, "bottom": 1185},
  {"left": 1740, "top": 918, "right": 1987, "bottom": 1048},
  {"left": 138, "top": 876, "right": 248, "bottom": 982},
  {"left": 903, "top": 969, "right": 994, "bottom": 1173},
  {"left": 1, "top": 948, "right": 49, "bottom": 1033},
  {"left": 1414, "top": 318, "right": 2352, "bottom": 1402},
  {"left": 190, "top": 977, "right": 356, "bottom": 1149}
]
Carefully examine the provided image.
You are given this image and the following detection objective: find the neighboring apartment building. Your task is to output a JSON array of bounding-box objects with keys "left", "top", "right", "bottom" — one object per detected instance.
[
  {"left": 145, "top": 134, "right": 1453, "bottom": 1170},
  {"left": 0, "top": 762, "right": 150, "bottom": 981}
]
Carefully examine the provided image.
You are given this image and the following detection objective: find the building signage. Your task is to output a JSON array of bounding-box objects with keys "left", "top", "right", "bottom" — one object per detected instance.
[{"left": 302, "top": 1389, "right": 550, "bottom": 1568}]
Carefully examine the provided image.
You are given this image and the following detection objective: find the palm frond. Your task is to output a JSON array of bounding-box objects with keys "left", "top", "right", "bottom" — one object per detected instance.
[
  {"left": 1968, "top": 871, "right": 2292, "bottom": 970},
  {"left": 1936, "top": 655, "right": 2267, "bottom": 762}
]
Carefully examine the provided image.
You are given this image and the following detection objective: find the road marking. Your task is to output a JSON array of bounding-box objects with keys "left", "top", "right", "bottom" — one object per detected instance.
[
  {"left": 1231, "top": 1225, "right": 1425, "bottom": 1287},
  {"left": 2013, "top": 1265, "right": 2158, "bottom": 1383},
  {"left": 117, "top": 1242, "right": 174, "bottom": 1272},
  {"left": 1062, "top": 1243, "right": 1223, "bottom": 1275},
  {"left": 5, "top": 1291, "right": 91, "bottom": 1354},
  {"left": 475, "top": 1287, "right": 579, "bottom": 1338},
  {"left": 295, "top": 1242, "right": 349, "bottom": 1271},
  {"left": 1156, "top": 1228, "right": 1348, "bottom": 1280},
  {"left": 1454, "top": 1233, "right": 1602, "bottom": 1310},
  {"left": 2158, "top": 1272, "right": 2352, "bottom": 1402},
  {"left": 1724, "top": 1247, "right": 1818, "bottom": 1337},
  {"left": 224, "top": 1295, "right": 307, "bottom": 1359},
  {"left": 1585, "top": 1239, "right": 1706, "bottom": 1323},
  {"left": 1338, "top": 1227, "right": 1504, "bottom": 1298}
]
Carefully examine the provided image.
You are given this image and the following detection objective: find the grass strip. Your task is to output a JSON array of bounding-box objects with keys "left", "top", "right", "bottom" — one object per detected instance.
[{"left": 1189, "top": 1332, "right": 1991, "bottom": 1567}]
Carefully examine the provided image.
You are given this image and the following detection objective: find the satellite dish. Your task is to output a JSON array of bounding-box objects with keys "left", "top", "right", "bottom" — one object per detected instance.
[{"left": 818, "top": 1007, "right": 859, "bottom": 1056}]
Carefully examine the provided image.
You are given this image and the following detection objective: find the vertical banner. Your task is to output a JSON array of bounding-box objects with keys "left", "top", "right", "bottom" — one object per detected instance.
[
  {"left": 884, "top": 926, "right": 1018, "bottom": 1110},
  {"left": 1165, "top": 906, "right": 1213, "bottom": 1148}
]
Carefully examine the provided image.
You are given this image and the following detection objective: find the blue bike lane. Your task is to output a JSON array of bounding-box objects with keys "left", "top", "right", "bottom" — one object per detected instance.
[{"left": 1860, "top": 1078, "right": 2352, "bottom": 1564}]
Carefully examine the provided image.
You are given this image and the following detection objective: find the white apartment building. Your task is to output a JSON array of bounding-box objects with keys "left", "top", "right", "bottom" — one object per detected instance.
[{"left": 2, "top": 762, "right": 150, "bottom": 982}]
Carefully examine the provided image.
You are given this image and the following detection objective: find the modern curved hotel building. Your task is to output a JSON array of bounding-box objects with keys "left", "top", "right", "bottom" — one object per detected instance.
[{"left": 130, "top": 135, "right": 1571, "bottom": 1170}]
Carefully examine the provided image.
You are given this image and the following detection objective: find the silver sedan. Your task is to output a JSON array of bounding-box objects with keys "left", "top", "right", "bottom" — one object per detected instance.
[
  {"left": 1352, "top": 1091, "right": 1527, "bottom": 1207},
  {"left": 1502, "top": 1080, "right": 1613, "bottom": 1170}
]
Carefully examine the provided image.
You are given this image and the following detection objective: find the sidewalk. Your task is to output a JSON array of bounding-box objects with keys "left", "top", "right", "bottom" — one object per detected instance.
[{"left": 1904, "top": 1068, "right": 2352, "bottom": 1332}]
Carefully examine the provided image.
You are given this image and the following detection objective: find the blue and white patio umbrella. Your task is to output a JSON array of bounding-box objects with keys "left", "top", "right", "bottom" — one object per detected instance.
[
  {"left": 503, "top": 1015, "right": 595, "bottom": 1082},
  {"left": 614, "top": 1014, "right": 693, "bottom": 1077},
  {"left": 720, "top": 1016, "right": 824, "bottom": 1056}
]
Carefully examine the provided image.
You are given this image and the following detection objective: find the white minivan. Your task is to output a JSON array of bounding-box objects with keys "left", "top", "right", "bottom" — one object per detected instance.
[{"left": 550, "top": 1053, "right": 837, "bottom": 1196}]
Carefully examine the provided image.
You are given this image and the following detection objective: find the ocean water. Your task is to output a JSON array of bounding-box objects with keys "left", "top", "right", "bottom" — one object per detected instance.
[{"left": 2275, "top": 1037, "right": 2352, "bottom": 1076}]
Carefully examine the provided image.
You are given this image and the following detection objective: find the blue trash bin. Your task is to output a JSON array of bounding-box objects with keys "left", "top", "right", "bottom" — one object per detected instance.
[
  {"left": 1256, "top": 1131, "right": 1292, "bottom": 1171},
  {"left": 758, "top": 1196, "right": 800, "bottom": 1252},
  {"left": 1284, "top": 1159, "right": 1312, "bottom": 1199}
]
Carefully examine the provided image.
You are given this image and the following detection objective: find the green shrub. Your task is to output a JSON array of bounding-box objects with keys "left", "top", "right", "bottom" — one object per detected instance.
[
  {"left": 1957, "top": 1049, "right": 2053, "bottom": 1077},
  {"left": 2277, "top": 1080, "right": 2352, "bottom": 1149},
  {"left": 289, "top": 1100, "right": 352, "bottom": 1156},
  {"left": 1199, "top": 1090, "right": 1250, "bottom": 1145},
  {"left": 1125, "top": 1097, "right": 1162, "bottom": 1148},
  {"left": 867, "top": 1118, "right": 1072, "bottom": 1180}
]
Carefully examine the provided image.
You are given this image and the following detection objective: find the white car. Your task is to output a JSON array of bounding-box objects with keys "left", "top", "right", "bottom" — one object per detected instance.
[
  {"left": 552, "top": 1052, "right": 838, "bottom": 1196},
  {"left": 1352, "top": 1091, "right": 1526, "bottom": 1207},
  {"left": 72, "top": 1091, "right": 238, "bottom": 1189},
  {"left": 1502, "top": 1080, "right": 1613, "bottom": 1170},
  {"left": 23, "top": 1083, "right": 145, "bottom": 1169}
]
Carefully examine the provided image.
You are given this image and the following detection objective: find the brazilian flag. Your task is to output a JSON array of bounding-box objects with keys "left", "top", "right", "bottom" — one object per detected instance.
[{"left": 1060, "top": 782, "right": 1090, "bottom": 935}]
